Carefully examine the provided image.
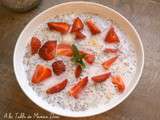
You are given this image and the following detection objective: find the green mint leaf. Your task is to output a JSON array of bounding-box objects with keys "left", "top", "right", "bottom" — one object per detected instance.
[
  {"left": 72, "top": 44, "right": 79, "bottom": 56},
  {"left": 71, "top": 44, "right": 86, "bottom": 68}
]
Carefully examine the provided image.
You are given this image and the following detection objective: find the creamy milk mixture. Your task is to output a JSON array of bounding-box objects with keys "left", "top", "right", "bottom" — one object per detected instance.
[{"left": 23, "top": 13, "right": 137, "bottom": 111}]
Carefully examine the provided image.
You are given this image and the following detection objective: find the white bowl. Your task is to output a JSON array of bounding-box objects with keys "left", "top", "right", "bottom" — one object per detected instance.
[{"left": 13, "top": 1, "right": 144, "bottom": 117}]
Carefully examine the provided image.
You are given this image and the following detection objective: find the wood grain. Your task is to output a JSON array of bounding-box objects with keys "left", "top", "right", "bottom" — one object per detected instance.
[{"left": 0, "top": 0, "right": 160, "bottom": 119}]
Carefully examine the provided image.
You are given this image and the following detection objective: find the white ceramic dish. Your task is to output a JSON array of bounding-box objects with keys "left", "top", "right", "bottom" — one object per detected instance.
[{"left": 13, "top": 1, "right": 144, "bottom": 117}]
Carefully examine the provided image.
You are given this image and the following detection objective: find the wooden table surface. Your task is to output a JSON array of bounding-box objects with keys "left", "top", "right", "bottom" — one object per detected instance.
[{"left": 0, "top": 0, "right": 160, "bottom": 120}]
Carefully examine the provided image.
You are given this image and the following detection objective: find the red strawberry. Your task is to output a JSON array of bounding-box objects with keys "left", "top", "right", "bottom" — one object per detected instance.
[
  {"left": 91, "top": 72, "right": 111, "bottom": 83},
  {"left": 52, "top": 60, "right": 66, "bottom": 75},
  {"left": 102, "top": 56, "right": 118, "bottom": 69},
  {"left": 57, "top": 43, "right": 73, "bottom": 57},
  {"left": 69, "top": 77, "right": 88, "bottom": 98},
  {"left": 86, "top": 20, "right": 101, "bottom": 35},
  {"left": 48, "top": 22, "right": 70, "bottom": 34},
  {"left": 46, "top": 79, "right": 68, "bottom": 94},
  {"left": 84, "top": 53, "right": 95, "bottom": 64},
  {"left": 75, "top": 31, "right": 86, "bottom": 40},
  {"left": 71, "top": 17, "right": 84, "bottom": 32},
  {"left": 31, "top": 37, "right": 41, "bottom": 55},
  {"left": 80, "top": 51, "right": 95, "bottom": 64},
  {"left": 112, "top": 75, "right": 125, "bottom": 92},
  {"left": 103, "top": 48, "right": 119, "bottom": 54},
  {"left": 105, "top": 27, "right": 120, "bottom": 43},
  {"left": 75, "top": 65, "right": 82, "bottom": 78},
  {"left": 32, "top": 64, "right": 52, "bottom": 84},
  {"left": 39, "top": 41, "right": 57, "bottom": 60}
]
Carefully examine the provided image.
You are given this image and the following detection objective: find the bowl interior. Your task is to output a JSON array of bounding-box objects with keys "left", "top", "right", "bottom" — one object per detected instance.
[{"left": 14, "top": 2, "right": 144, "bottom": 117}]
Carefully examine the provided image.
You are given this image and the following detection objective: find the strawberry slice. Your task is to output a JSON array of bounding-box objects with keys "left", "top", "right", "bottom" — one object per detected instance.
[
  {"left": 57, "top": 43, "right": 73, "bottom": 57},
  {"left": 84, "top": 53, "right": 95, "bottom": 64},
  {"left": 80, "top": 51, "right": 95, "bottom": 64},
  {"left": 71, "top": 17, "right": 84, "bottom": 32},
  {"left": 69, "top": 77, "right": 88, "bottom": 98},
  {"left": 46, "top": 79, "right": 68, "bottom": 94},
  {"left": 48, "top": 22, "right": 70, "bottom": 34},
  {"left": 75, "top": 65, "right": 82, "bottom": 78},
  {"left": 32, "top": 64, "right": 52, "bottom": 84},
  {"left": 52, "top": 60, "right": 66, "bottom": 75},
  {"left": 75, "top": 31, "right": 86, "bottom": 40},
  {"left": 105, "top": 27, "right": 120, "bottom": 43},
  {"left": 86, "top": 20, "right": 101, "bottom": 35},
  {"left": 103, "top": 48, "right": 119, "bottom": 54},
  {"left": 39, "top": 41, "right": 57, "bottom": 60},
  {"left": 91, "top": 72, "right": 111, "bottom": 83},
  {"left": 102, "top": 56, "right": 118, "bottom": 69},
  {"left": 31, "top": 37, "right": 41, "bottom": 55},
  {"left": 112, "top": 75, "right": 125, "bottom": 92}
]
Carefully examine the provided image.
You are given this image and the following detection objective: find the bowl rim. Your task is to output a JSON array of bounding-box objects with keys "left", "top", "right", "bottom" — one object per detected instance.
[{"left": 13, "top": 1, "right": 144, "bottom": 118}]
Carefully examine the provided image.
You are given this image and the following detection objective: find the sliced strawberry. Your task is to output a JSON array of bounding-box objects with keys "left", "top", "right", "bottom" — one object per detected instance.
[
  {"left": 112, "top": 75, "right": 125, "bottom": 92},
  {"left": 102, "top": 56, "right": 118, "bottom": 69},
  {"left": 91, "top": 72, "right": 111, "bottom": 83},
  {"left": 84, "top": 53, "right": 95, "bottom": 64},
  {"left": 32, "top": 64, "right": 52, "bottom": 84},
  {"left": 105, "top": 27, "right": 120, "bottom": 43},
  {"left": 71, "top": 17, "right": 84, "bottom": 32},
  {"left": 86, "top": 20, "right": 101, "bottom": 35},
  {"left": 48, "top": 22, "right": 70, "bottom": 34},
  {"left": 57, "top": 43, "right": 73, "bottom": 57},
  {"left": 31, "top": 37, "right": 41, "bottom": 55},
  {"left": 52, "top": 60, "right": 65, "bottom": 75},
  {"left": 103, "top": 48, "right": 119, "bottom": 54},
  {"left": 75, "top": 31, "right": 86, "bottom": 40},
  {"left": 80, "top": 51, "right": 95, "bottom": 64},
  {"left": 75, "top": 65, "right": 82, "bottom": 78},
  {"left": 46, "top": 79, "right": 68, "bottom": 94},
  {"left": 39, "top": 41, "right": 57, "bottom": 60},
  {"left": 69, "top": 77, "right": 88, "bottom": 98}
]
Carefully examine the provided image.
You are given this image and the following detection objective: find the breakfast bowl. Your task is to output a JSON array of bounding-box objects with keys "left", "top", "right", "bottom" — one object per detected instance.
[{"left": 13, "top": 1, "right": 144, "bottom": 117}]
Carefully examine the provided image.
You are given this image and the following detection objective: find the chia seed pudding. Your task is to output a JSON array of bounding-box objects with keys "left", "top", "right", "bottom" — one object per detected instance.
[{"left": 23, "top": 13, "right": 137, "bottom": 111}]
